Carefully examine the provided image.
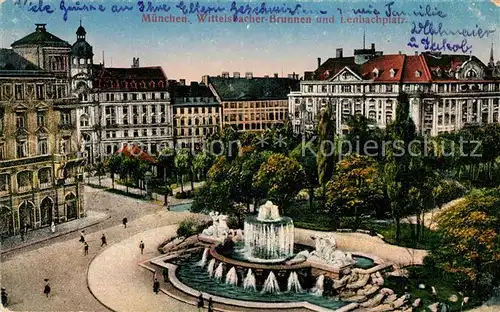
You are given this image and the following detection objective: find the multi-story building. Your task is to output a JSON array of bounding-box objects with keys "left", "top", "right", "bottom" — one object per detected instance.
[
  {"left": 89, "top": 59, "right": 172, "bottom": 162},
  {"left": 0, "top": 24, "right": 84, "bottom": 237},
  {"left": 171, "top": 81, "right": 221, "bottom": 150},
  {"left": 208, "top": 72, "right": 299, "bottom": 131},
  {"left": 289, "top": 44, "right": 500, "bottom": 136}
]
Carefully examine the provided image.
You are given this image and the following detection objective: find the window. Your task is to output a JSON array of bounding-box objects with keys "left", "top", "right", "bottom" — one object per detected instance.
[
  {"left": 15, "top": 84, "right": 24, "bottom": 100},
  {"left": 37, "top": 111, "right": 46, "bottom": 127},
  {"left": 369, "top": 85, "right": 375, "bottom": 92},
  {"left": 142, "top": 129, "right": 147, "bottom": 136},
  {"left": 133, "top": 130, "right": 138, "bottom": 137},
  {"left": 110, "top": 94, "right": 115, "bottom": 101},
  {"left": 0, "top": 143, "right": 5, "bottom": 160},
  {"left": 341, "top": 85, "right": 352, "bottom": 93},
  {"left": 132, "top": 93, "right": 138, "bottom": 100},
  {"left": 16, "top": 113, "right": 26, "bottom": 129},
  {"left": 123, "top": 93, "right": 128, "bottom": 101},
  {"left": 372, "top": 68, "right": 379, "bottom": 78},
  {"left": 356, "top": 85, "right": 362, "bottom": 93},
  {"left": 389, "top": 69, "right": 396, "bottom": 78},
  {"left": 17, "top": 141, "right": 27, "bottom": 158},
  {"left": 56, "top": 85, "right": 65, "bottom": 98},
  {"left": 36, "top": 84, "right": 45, "bottom": 100},
  {"left": 160, "top": 93, "right": 165, "bottom": 100},
  {"left": 38, "top": 138, "right": 48, "bottom": 155},
  {"left": 151, "top": 93, "right": 156, "bottom": 100},
  {"left": 142, "top": 93, "right": 146, "bottom": 100},
  {"left": 386, "top": 85, "right": 393, "bottom": 92},
  {"left": 415, "top": 71, "right": 421, "bottom": 78}
]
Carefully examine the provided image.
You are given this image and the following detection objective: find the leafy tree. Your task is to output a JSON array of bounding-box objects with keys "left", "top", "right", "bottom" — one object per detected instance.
[
  {"left": 94, "top": 162, "right": 106, "bottom": 187},
  {"left": 253, "top": 154, "right": 306, "bottom": 214},
  {"left": 290, "top": 141, "right": 318, "bottom": 210},
  {"left": 119, "top": 157, "right": 137, "bottom": 193},
  {"left": 344, "top": 114, "right": 384, "bottom": 159},
  {"left": 427, "top": 188, "right": 500, "bottom": 295},
  {"left": 193, "top": 152, "right": 214, "bottom": 181},
  {"left": 157, "top": 147, "right": 176, "bottom": 182},
  {"left": 83, "top": 164, "right": 93, "bottom": 184},
  {"left": 325, "top": 154, "right": 383, "bottom": 228},
  {"left": 384, "top": 93, "right": 417, "bottom": 242},
  {"left": 316, "top": 106, "right": 337, "bottom": 209},
  {"left": 105, "top": 154, "right": 122, "bottom": 189},
  {"left": 174, "top": 149, "right": 190, "bottom": 193}
]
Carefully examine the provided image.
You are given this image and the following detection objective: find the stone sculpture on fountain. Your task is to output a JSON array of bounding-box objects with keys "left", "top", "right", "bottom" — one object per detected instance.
[
  {"left": 201, "top": 212, "right": 230, "bottom": 240},
  {"left": 309, "top": 234, "right": 356, "bottom": 268}
]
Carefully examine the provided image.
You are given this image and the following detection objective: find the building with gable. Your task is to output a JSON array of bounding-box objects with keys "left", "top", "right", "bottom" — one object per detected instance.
[
  {"left": 289, "top": 44, "right": 500, "bottom": 136},
  {"left": 0, "top": 24, "right": 85, "bottom": 237}
]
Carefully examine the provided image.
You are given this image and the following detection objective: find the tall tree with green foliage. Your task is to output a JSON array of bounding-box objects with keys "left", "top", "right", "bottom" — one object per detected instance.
[
  {"left": 384, "top": 93, "right": 417, "bottom": 242},
  {"left": 94, "top": 161, "right": 106, "bottom": 187},
  {"left": 316, "top": 106, "right": 337, "bottom": 209},
  {"left": 158, "top": 147, "right": 176, "bottom": 182},
  {"left": 253, "top": 154, "right": 306, "bottom": 214},
  {"left": 291, "top": 141, "right": 318, "bottom": 210},
  {"left": 174, "top": 149, "right": 190, "bottom": 193},
  {"left": 105, "top": 154, "right": 122, "bottom": 189}
]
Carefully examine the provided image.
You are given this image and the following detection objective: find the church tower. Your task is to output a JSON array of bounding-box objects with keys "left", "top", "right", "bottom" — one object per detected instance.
[{"left": 71, "top": 21, "right": 94, "bottom": 98}]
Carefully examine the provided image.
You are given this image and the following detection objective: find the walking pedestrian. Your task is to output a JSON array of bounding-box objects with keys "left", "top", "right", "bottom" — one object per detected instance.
[
  {"left": 79, "top": 230, "right": 85, "bottom": 243},
  {"left": 153, "top": 278, "right": 160, "bottom": 295},
  {"left": 1, "top": 287, "right": 8, "bottom": 307},
  {"left": 50, "top": 221, "right": 56, "bottom": 233},
  {"left": 43, "top": 279, "right": 51, "bottom": 298},
  {"left": 122, "top": 217, "right": 128, "bottom": 228},
  {"left": 20, "top": 226, "right": 24, "bottom": 241},
  {"left": 197, "top": 293, "right": 204, "bottom": 312},
  {"left": 207, "top": 297, "right": 213, "bottom": 312},
  {"left": 139, "top": 240, "right": 145, "bottom": 254},
  {"left": 84, "top": 242, "right": 89, "bottom": 255},
  {"left": 101, "top": 234, "right": 107, "bottom": 246}
]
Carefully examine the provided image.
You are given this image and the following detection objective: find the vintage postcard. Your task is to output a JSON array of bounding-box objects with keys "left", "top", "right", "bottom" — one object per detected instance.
[{"left": 1, "top": 0, "right": 499, "bottom": 312}]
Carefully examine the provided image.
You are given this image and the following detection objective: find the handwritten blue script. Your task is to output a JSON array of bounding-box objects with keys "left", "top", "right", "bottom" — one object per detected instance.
[{"left": 411, "top": 20, "right": 496, "bottom": 39}]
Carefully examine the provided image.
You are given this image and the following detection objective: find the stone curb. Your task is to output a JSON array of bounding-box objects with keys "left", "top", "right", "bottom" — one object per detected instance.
[
  {"left": 0, "top": 214, "right": 111, "bottom": 255},
  {"left": 86, "top": 246, "right": 117, "bottom": 312}
]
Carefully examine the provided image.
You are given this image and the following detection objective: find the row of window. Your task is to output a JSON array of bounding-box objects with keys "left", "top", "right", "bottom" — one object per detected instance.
[
  {"left": 0, "top": 169, "right": 53, "bottom": 193},
  {"left": 175, "top": 117, "right": 219, "bottom": 126},
  {"left": 104, "top": 128, "right": 171, "bottom": 139},
  {"left": 99, "top": 80, "right": 166, "bottom": 90},
  {"left": 12, "top": 111, "right": 72, "bottom": 130},
  {"left": 0, "top": 84, "right": 67, "bottom": 101},
  {"left": 102, "top": 92, "right": 167, "bottom": 102},
  {"left": 173, "top": 107, "right": 219, "bottom": 114},
  {"left": 224, "top": 112, "right": 285, "bottom": 122},
  {"left": 301, "top": 83, "right": 500, "bottom": 94},
  {"left": 0, "top": 138, "right": 70, "bottom": 160},
  {"left": 223, "top": 101, "right": 286, "bottom": 109},
  {"left": 175, "top": 127, "right": 216, "bottom": 137}
]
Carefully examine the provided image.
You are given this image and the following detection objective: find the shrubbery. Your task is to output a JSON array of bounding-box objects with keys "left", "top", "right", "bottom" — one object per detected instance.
[{"left": 176, "top": 216, "right": 209, "bottom": 237}]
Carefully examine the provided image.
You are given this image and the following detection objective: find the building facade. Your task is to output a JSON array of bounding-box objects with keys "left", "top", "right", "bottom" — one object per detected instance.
[
  {"left": 208, "top": 72, "right": 299, "bottom": 132},
  {"left": 171, "top": 82, "right": 221, "bottom": 150},
  {"left": 87, "top": 61, "right": 172, "bottom": 162},
  {"left": 289, "top": 45, "right": 500, "bottom": 136},
  {"left": 0, "top": 24, "right": 84, "bottom": 237}
]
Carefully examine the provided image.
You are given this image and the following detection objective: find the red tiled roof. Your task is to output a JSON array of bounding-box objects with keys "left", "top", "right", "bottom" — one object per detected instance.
[
  {"left": 116, "top": 143, "right": 157, "bottom": 164},
  {"left": 94, "top": 66, "right": 168, "bottom": 91},
  {"left": 401, "top": 55, "right": 432, "bottom": 83},
  {"left": 361, "top": 54, "right": 405, "bottom": 82}
]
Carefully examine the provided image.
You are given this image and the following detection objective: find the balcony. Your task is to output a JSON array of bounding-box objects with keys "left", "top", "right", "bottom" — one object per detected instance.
[{"left": 39, "top": 182, "right": 52, "bottom": 189}]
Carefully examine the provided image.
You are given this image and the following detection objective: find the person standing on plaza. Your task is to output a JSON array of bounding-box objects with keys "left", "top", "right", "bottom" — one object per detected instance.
[
  {"left": 153, "top": 278, "right": 160, "bottom": 295},
  {"left": 101, "top": 234, "right": 107, "bottom": 247},
  {"left": 84, "top": 242, "right": 89, "bottom": 255},
  {"left": 162, "top": 268, "right": 168, "bottom": 282},
  {"left": 79, "top": 230, "right": 85, "bottom": 243},
  {"left": 43, "top": 279, "right": 51, "bottom": 298},
  {"left": 207, "top": 297, "right": 213, "bottom": 312},
  {"left": 1, "top": 287, "right": 8, "bottom": 306},
  {"left": 50, "top": 221, "right": 56, "bottom": 233},
  {"left": 122, "top": 217, "right": 128, "bottom": 228},
  {"left": 139, "top": 240, "right": 145, "bottom": 254},
  {"left": 197, "top": 293, "right": 204, "bottom": 312}
]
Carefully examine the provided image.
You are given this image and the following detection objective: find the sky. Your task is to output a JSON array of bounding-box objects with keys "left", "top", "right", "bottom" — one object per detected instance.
[{"left": 0, "top": 0, "right": 499, "bottom": 82}]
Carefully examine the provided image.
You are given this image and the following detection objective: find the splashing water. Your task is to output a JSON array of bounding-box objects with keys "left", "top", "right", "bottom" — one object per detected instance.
[
  {"left": 214, "top": 263, "right": 224, "bottom": 280},
  {"left": 207, "top": 259, "right": 216, "bottom": 278},
  {"left": 261, "top": 271, "right": 280, "bottom": 294},
  {"left": 287, "top": 272, "right": 303, "bottom": 293},
  {"left": 243, "top": 269, "right": 256, "bottom": 291},
  {"left": 197, "top": 248, "right": 209, "bottom": 267},
  {"left": 225, "top": 267, "right": 238, "bottom": 286},
  {"left": 311, "top": 275, "right": 325, "bottom": 296}
]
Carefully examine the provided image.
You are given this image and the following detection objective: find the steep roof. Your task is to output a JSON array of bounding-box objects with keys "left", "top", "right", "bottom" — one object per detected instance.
[
  {"left": 421, "top": 52, "right": 487, "bottom": 80},
  {"left": 209, "top": 77, "right": 299, "bottom": 101},
  {"left": 312, "top": 57, "right": 359, "bottom": 80},
  {"left": 362, "top": 54, "right": 405, "bottom": 82},
  {"left": 0, "top": 48, "right": 41, "bottom": 71},
  {"left": 170, "top": 84, "right": 214, "bottom": 99},
  {"left": 401, "top": 55, "right": 432, "bottom": 82},
  {"left": 11, "top": 24, "right": 71, "bottom": 48},
  {"left": 93, "top": 66, "right": 168, "bottom": 91}
]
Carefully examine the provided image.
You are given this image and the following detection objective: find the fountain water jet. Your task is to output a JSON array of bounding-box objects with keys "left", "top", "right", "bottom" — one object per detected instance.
[
  {"left": 287, "top": 272, "right": 303, "bottom": 293},
  {"left": 244, "top": 201, "right": 294, "bottom": 262},
  {"left": 225, "top": 267, "right": 238, "bottom": 286},
  {"left": 197, "top": 248, "right": 209, "bottom": 267},
  {"left": 261, "top": 271, "right": 280, "bottom": 294},
  {"left": 311, "top": 275, "right": 325, "bottom": 296},
  {"left": 214, "top": 263, "right": 224, "bottom": 280},
  {"left": 207, "top": 259, "right": 216, "bottom": 277},
  {"left": 243, "top": 269, "right": 256, "bottom": 291}
]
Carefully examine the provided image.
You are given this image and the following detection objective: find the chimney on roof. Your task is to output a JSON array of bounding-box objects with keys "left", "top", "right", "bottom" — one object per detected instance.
[
  {"left": 274, "top": 73, "right": 279, "bottom": 78},
  {"left": 35, "top": 24, "right": 46, "bottom": 32},
  {"left": 245, "top": 72, "right": 253, "bottom": 79},
  {"left": 415, "top": 51, "right": 418, "bottom": 56},
  {"left": 233, "top": 72, "right": 240, "bottom": 78},
  {"left": 179, "top": 79, "right": 186, "bottom": 86},
  {"left": 336, "top": 48, "right": 343, "bottom": 58},
  {"left": 371, "top": 43, "right": 375, "bottom": 50},
  {"left": 131, "top": 57, "right": 139, "bottom": 68},
  {"left": 317, "top": 57, "right": 321, "bottom": 68},
  {"left": 222, "top": 71, "right": 230, "bottom": 78},
  {"left": 398, "top": 51, "right": 402, "bottom": 55}
]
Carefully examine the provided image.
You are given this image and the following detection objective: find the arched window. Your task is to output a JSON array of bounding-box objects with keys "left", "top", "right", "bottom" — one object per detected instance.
[
  {"left": 131, "top": 81, "right": 137, "bottom": 89},
  {"left": 140, "top": 81, "right": 146, "bottom": 89},
  {"left": 79, "top": 58, "right": 84, "bottom": 65},
  {"left": 150, "top": 81, "right": 155, "bottom": 88},
  {"left": 158, "top": 81, "right": 164, "bottom": 88},
  {"left": 466, "top": 69, "right": 477, "bottom": 78}
]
